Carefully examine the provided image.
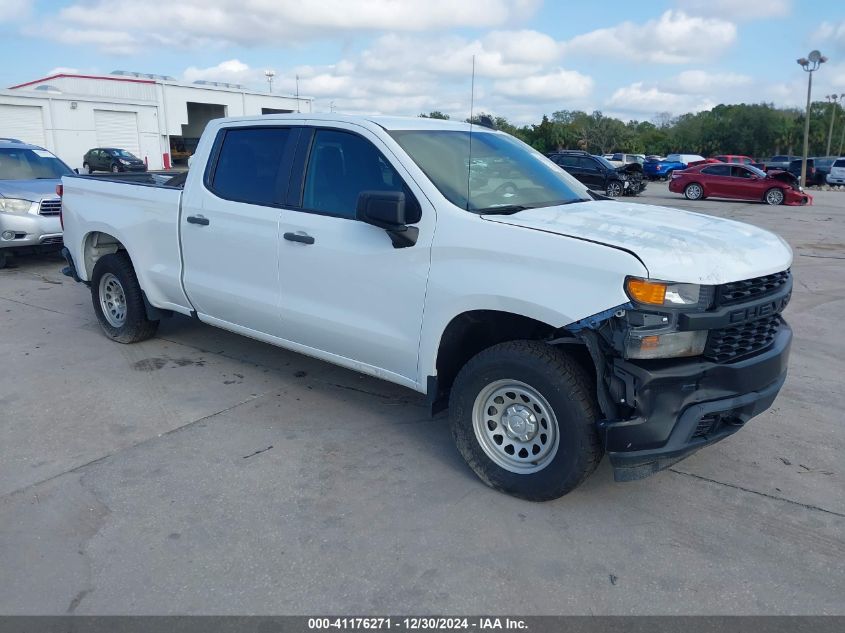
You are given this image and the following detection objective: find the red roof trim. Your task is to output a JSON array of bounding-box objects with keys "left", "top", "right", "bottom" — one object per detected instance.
[{"left": 8, "top": 73, "right": 157, "bottom": 89}]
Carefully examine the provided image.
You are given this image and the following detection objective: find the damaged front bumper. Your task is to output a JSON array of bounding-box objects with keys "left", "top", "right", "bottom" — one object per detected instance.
[
  {"left": 567, "top": 275, "right": 793, "bottom": 481},
  {"left": 602, "top": 324, "right": 791, "bottom": 480}
]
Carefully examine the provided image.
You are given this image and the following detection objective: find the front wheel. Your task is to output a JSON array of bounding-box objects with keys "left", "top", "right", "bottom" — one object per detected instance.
[
  {"left": 83, "top": 163, "right": 93, "bottom": 174},
  {"left": 91, "top": 252, "right": 159, "bottom": 343},
  {"left": 606, "top": 181, "right": 623, "bottom": 197},
  {"left": 449, "top": 341, "right": 603, "bottom": 501},
  {"left": 664, "top": 169, "right": 674, "bottom": 181},
  {"left": 0, "top": 249, "right": 8, "bottom": 269},
  {"left": 764, "top": 187, "right": 785, "bottom": 205},
  {"left": 111, "top": 164, "right": 120, "bottom": 173}
]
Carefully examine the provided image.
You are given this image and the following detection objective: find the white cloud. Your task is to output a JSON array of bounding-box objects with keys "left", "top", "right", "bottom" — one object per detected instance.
[
  {"left": 673, "top": 70, "right": 752, "bottom": 94},
  {"left": 814, "top": 20, "right": 845, "bottom": 51},
  {"left": 676, "top": 0, "right": 791, "bottom": 20},
  {"left": 562, "top": 10, "right": 737, "bottom": 64},
  {"left": 494, "top": 69, "right": 594, "bottom": 101},
  {"left": 46, "top": 67, "right": 81, "bottom": 76},
  {"left": 49, "top": 0, "right": 540, "bottom": 54},
  {"left": 0, "top": 0, "right": 32, "bottom": 23},
  {"left": 607, "top": 82, "right": 716, "bottom": 116}
]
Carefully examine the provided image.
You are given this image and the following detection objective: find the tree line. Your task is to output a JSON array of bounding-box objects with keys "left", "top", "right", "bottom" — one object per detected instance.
[{"left": 420, "top": 101, "right": 845, "bottom": 159}]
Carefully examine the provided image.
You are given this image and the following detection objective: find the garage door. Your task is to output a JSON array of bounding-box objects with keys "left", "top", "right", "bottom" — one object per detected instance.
[
  {"left": 0, "top": 104, "right": 46, "bottom": 147},
  {"left": 94, "top": 110, "right": 140, "bottom": 156}
]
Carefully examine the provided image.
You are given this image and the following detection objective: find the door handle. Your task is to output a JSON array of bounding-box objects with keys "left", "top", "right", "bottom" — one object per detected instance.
[
  {"left": 284, "top": 232, "right": 315, "bottom": 245},
  {"left": 187, "top": 215, "right": 210, "bottom": 226}
]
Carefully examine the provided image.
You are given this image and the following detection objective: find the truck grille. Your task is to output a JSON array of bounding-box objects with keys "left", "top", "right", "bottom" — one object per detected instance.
[
  {"left": 39, "top": 199, "right": 62, "bottom": 216},
  {"left": 704, "top": 315, "right": 783, "bottom": 362},
  {"left": 715, "top": 270, "right": 790, "bottom": 306}
]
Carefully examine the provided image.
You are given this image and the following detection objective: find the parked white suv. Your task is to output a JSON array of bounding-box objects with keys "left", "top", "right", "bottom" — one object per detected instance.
[
  {"left": 59, "top": 114, "right": 793, "bottom": 500},
  {"left": 826, "top": 157, "right": 845, "bottom": 185}
]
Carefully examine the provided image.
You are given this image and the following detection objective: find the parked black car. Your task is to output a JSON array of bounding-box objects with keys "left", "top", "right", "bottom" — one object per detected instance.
[
  {"left": 786, "top": 158, "right": 817, "bottom": 184},
  {"left": 83, "top": 148, "right": 147, "bottom": 174},
  {"left": 547, "top": 150, "right": 644, "bottom": 196}
]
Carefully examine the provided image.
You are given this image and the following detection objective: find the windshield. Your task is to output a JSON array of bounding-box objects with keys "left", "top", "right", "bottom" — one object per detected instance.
[
  {"left": 112, "top": 149, "right": 138, "bottom": 159},
  {"left": 0, "top": 147, "right": 73, "bottom": 180},
  {"left": 748, "top": 165, "right": 767, "bottom": 177},
  {"left": 389, "top": 130, "right": 590, "bottom": 212},
  {"left": 592, "top": 155, "right": 617, "bottom": 170}
]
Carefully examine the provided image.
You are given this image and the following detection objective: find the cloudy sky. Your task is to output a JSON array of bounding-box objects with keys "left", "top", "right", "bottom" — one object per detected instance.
[{"left": 1, "top": 0, "right": 843, "bottom": 123}]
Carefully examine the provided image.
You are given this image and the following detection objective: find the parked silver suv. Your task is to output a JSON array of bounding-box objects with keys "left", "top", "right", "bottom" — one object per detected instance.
[{"left": 0, "top": 139, "right": 73, "bottom": 268}]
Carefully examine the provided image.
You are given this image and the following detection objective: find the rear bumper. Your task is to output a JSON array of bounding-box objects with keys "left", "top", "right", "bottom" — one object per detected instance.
[{"left": 602, "top": 323, "right": 792, "bottom": 481}]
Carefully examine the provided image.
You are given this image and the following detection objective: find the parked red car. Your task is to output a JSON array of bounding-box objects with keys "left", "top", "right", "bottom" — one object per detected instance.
[
  {"left": 668, "top": 162, "right": 812, "bottom": 205},
  {"left": 712, "top": 154, "right": 766, "bottom": 170}
]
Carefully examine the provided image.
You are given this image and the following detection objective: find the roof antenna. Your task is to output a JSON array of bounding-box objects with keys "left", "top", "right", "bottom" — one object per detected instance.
[{"left": 466, "top": 55, "right": 475, "bottom": 211}]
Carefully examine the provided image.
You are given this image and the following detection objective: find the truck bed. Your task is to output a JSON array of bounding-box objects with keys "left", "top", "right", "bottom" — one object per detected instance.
[{"left": 61, "top": 174, "right": 193, "bottom": 315}]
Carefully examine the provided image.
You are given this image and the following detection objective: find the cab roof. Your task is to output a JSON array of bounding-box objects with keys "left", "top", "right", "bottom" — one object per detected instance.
[{"left": 216, "top": 112, "right": 484, "bottom": 133}]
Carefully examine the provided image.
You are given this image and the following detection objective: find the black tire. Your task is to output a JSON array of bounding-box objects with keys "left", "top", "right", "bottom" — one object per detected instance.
[
  {"left": 664, "top": 169, "right": 674, "bottom": 181},
  {"left": 111, "top": 163, "right": 120, "bottom": 173},
  {"left": 0, "top": 250, "right": 7, "bottom": 269},
  {"left": 449, "top": 340, "right": 603, "bottom": 501},
  {"left": 606, "top": 181, "right": 623, "bottom": 197},
  {"left": 684, "top": 182, "right": 704, "bottom": 200},
  {"left": 764, "top": 187, "right": 785, "bottom": 205},
  {"left": 90, "top": 252, "right": 159, "bottom": 343},
  {"left": 83, "top": 163, "right": 93, "bottom": 174}
]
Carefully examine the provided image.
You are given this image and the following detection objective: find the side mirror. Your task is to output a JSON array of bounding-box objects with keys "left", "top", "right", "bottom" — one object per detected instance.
[
  {"left": 356, "top": 190, "right": 406, "bottom": 227},
  {"left": 356, "top": 191, "right": 418, "bottom": 248}
]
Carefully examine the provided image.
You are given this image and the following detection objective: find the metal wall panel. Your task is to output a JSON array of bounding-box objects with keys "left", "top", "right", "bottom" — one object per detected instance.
[
  {"left": 94, "top": 109, "right": 140, "bottom": 155},
  {"left": 0, "top": 104, "right": 46, "bottom": 146}
]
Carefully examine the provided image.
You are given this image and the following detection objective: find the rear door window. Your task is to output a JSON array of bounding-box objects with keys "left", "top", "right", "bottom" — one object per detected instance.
[
  {"left": 701, "top": 164, "right": 730, "bottom": 176},
  {"left": 210, "top": 127, "right": 292, "bottom": 205},
  {"left": 833, "top": 159, "right": 845, "bottom": 168}
]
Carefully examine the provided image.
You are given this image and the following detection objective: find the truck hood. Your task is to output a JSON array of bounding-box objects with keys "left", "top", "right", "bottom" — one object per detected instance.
[
  {"left": 482, "top": 200, "right": 793, "bottom": 285},
  {"left": 0, "top": 178, "right": 62, "bottom": 201}
]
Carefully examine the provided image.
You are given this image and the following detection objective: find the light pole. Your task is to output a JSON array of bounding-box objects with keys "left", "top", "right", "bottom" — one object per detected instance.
[
  {"left": 825, "top": 94, "right": 843, "bottom": 156},
  {"left": 797, "top": 51, "right": 827, "bottom": 187},
  {"left": 264, "top": 69, "right": 275, "bottom": 93}
]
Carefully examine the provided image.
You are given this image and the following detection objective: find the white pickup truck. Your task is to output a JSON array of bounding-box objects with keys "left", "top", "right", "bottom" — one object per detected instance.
[{"left": 60, "top": 114, "right": 793, "bottom": 500}]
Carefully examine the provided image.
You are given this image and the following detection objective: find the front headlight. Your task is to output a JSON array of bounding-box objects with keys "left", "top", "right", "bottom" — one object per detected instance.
[
  {"left": 625, "top": 330, "right": 707, "bottom": 359},
  {"left": 119, "top": 159, "right": 130, "bottom": 165},
  {"left": 619, "top": 173, "right": 628, "bottom": 180},
  {"left": 625, "top": 277, "right": 712, "bottom": 309},
  {"left": 0, "top": 198, "right": 37, "bottom": 214}
]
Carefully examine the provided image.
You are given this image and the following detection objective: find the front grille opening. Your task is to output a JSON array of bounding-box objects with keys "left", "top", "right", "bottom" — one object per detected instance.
[
  {"left": 692, "top": 414, "right": 719, "bottom": 439},
  {"left": 704, "top": 315, "right": 782, "bottom": 362},
  {"left": 716, "top": 270, "right": 790, "bottom": 306},
  {"left": 39, "top": 199, "right": 62, "bottom": 216}
]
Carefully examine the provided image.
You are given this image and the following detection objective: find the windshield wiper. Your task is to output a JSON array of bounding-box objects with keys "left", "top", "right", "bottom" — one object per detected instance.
[{"left": 476, "top": 204, "right": 533, "bottom": 215}]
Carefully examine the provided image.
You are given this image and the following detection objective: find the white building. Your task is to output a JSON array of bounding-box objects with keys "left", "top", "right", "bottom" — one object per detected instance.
[{"left": 0, "top": 71, "right": 311, "bottom": 170}]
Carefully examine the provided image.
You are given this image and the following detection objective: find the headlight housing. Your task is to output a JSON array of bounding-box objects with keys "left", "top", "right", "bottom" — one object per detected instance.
[
  {"left": 625, "top": 277, "right": 713, "bottom": 309},
  {"left": 625, "top": 330, "right": 707, "bottom": 359},
  {"left": 119, "top": 159, "right": 130, "bottom": 165},
  {"left": 0, "top": 198, "right": 37, "bottom": 214}
]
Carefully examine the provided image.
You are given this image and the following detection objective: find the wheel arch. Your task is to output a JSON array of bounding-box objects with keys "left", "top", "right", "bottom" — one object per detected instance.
[
  {"left": 426, "top": 309, "right": 595, "bottom": 414},
  {"left": 81, "top": 230, "right": 127, "bottom": 280}
]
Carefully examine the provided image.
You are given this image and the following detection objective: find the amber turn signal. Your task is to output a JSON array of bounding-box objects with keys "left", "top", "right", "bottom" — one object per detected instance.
[{"left": 625, "top": 278, "right": 667, "bottom": 305}]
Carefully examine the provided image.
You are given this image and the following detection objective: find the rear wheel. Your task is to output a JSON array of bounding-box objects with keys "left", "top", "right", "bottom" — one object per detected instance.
[
  {"left": 111, "top": 164, "right": 120, "bottom": 173},
  {"left": 449, "top": 341, "right": 603, "bottom": 501},
  {"left": 664, "top": 169, "right": 674, "bottom": 181},
  {"left": 83, "top": 163, "right": 93, "bottom": 174},
  {"left": 764, "top": 187, "right": 785, "bottom": 205},
  {"left": 684, "top": 183, "right": 704, "bottom": 200},
  {"left": 606, "top": 181, "right": 623, "bottom": 197},
  {"left": 0, "top": 250, "right": 7, "bottom": 269},
  {"left": 91, "top": 252, "right": 159, "bottom": 343}
]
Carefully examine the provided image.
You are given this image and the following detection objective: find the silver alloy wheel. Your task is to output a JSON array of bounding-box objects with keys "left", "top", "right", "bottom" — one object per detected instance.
[
  {"left": 766, "top": 188, "right": 784, "bottom": 205},
  {"left": 607, "top": 182, "right": 622, "bottom": 197},
  {"left": 685, "top": 183, "right": 703, "bottom": 200},
  {"left": 111, "top": 164, "right": 120, "bottom": 173},
  {"left": 472, "top": 379, "right": 560, "bottom": 474},
  {"left": 99, "top": 272, "right": 127, "bottom": 327}
]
